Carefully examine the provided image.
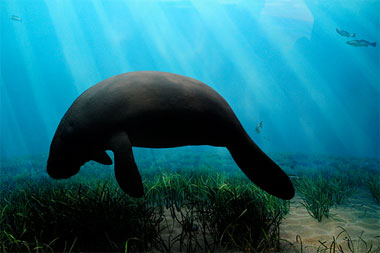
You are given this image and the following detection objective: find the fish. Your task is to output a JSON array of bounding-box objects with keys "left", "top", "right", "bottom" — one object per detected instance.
[
  {"left": 336, "top": 28, "right": 355, "bottom": 38},
  {"left": 10, "top": 15, "right": 22, "bottom": 22},
  {"left": 346, "top": 40, "right": 376, "bottom": 47},
  {"left": 255, "top": 121, "right": 263, "bottom": 134},
  {"left": 288, "top": 175, "right": 301, "bottom": 180}
]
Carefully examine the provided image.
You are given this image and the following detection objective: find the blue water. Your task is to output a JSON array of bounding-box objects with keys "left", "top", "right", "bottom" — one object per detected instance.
[{"left": 1, "top": 0, "right": 379, "bottom": 160}]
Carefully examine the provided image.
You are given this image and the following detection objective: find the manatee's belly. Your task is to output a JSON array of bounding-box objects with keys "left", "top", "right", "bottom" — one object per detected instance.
[{"left": 123, "top": 110, "right": 232, "bottom": 148}]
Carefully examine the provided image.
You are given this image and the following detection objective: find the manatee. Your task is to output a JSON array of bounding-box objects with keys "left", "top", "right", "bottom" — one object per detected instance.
[{"left": 47, "top": 71, "right": 295, "bottom": 200}]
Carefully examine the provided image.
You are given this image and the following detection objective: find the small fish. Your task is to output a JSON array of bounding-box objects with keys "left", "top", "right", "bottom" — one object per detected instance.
[
  {"left": 255, "top": 121, "right": 263, "bottom": 134},
  {"left": 346, "top": 40, "right": 376, "bottom": 47},
  {"left": 336, "top": 28, "right": 355, "bottom": 38},
  {"left": 288, "top": 175, "right": 301, "bottom": 180},
  {"left": 10, "top": 15, "right": 22, "bottom": 22}
]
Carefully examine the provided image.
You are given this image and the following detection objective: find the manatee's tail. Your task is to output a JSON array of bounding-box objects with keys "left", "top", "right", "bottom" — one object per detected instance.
[{"left": 227, "top": 138, "right": 294, "bottom": 200}]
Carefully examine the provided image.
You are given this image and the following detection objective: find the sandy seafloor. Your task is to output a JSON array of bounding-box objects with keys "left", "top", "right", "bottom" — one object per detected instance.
[
  {"left": 160, "top": 190, "right": 380, "bottom": 252},
  {"left": 280, "top": 189, "right": 380, "bottom": 252}
]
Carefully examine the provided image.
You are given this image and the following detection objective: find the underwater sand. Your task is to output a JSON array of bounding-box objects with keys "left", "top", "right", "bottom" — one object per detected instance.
[
  {"left": 155, "top": 188, "right": 380, "bottom": 252},
  {"left": 280, "top": 189, "right": 380, "bottom": 252}
]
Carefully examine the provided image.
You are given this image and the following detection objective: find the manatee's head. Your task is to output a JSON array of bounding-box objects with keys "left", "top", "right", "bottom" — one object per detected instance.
[{"left": 47, "top": 134, "right": 87, "bottom": 179}]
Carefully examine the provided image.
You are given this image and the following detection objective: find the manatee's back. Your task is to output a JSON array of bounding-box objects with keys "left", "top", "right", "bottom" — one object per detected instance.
[{"left": 72, "top": 71, "right": 246, "bottom": 148}]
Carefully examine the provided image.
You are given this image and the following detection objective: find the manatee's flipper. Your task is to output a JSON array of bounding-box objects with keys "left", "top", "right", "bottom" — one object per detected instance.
[
  {"left": 227, "top": 138, "right": 294, "bottom": 200},
  {"left": 92, "top": 151, "right": 113, "bottom": 165},
  {"left": 108, "top": 132, "right": 144, "bottom": 197}
]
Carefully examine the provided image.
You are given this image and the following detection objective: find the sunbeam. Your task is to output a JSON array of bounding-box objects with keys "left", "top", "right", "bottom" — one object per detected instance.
[
  {"left": 1, "top": 0, "right": 378, "bottom": 159},
  {"left": 43, "top": 0, "right": 101, "bottom": 93}
]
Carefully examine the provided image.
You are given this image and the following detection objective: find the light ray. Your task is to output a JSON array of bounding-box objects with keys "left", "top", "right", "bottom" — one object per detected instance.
[
  {"left": 43, "top": 0, "right": 101, "bottom": 93},
  {"left": 3, "top": 1, "right": 57, "bottom": 139},
  {"left": 91, "top": 1, "right": 132, "bottom": 74},
  {"left": 189, "top": 1, "right": 275, "bottom": 122},
  {"left": 124, "top": 1, "right": 199, "bottom": 76},
  {"left": 0, "top": 75, "right": 31, "bottom": 158},
  {"left": 257, "top": 0, "right": 376, "bottom": 156}
]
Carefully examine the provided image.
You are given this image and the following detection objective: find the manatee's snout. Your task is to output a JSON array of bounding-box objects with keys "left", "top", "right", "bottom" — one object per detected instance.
[
  {"left": 47, "top": 135, "right": 83, "bottom": 179},
  {"left": 47, "top": 148, "right": 82, "bottom": 179},
  {"left": 47, "top": 160, "right": 80, "bottom": 179}
]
